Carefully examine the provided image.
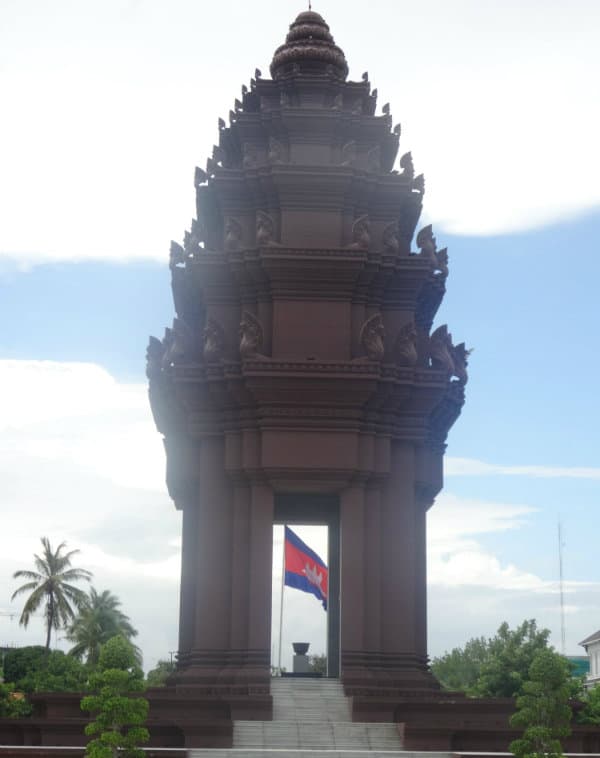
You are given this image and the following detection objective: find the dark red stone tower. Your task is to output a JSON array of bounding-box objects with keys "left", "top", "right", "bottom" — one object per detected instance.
[{"left": 148, "top": 9, "right": 467, "bottom": 711}]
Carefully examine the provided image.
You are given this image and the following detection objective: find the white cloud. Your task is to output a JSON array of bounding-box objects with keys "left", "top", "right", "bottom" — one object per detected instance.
[
  {"left": 0, "top": 359, "right": 180, "bottom": 668},
  {"left": 1, "top": 0, "right": 599, "bottom": 265},
  {"left": 0, "top": 360, "right": 164, "bottom": 491},
  {"left": 428, "top": 493, "right": 541, "bottom": 590},
  {"left": 446, "top": 456, "right": 600, "bottom": 479}
]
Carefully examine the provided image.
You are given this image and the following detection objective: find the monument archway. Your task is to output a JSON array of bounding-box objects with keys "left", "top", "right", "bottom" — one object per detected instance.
[{"left": 147, "top": 9, "right": 467, "bottom": 714}]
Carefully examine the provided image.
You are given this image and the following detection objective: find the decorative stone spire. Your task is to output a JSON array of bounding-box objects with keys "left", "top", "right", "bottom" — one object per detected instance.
[{"left": 270, "top": 11, "right": 349, "bottom": 79}]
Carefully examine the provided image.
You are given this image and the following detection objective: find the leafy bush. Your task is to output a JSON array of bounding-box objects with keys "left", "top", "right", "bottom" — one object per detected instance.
[
  {"left": 3, "top": 647, "right": 46, "bottom": 685},
  {"left": 146, "top": 659, "right": 175, "bottom": 687},
  {"left": 576, "top": 684, "right": 600, "bottom": 725},
  {"left": 431, "top": 619, "right": 551, "bottom": 698},
  {"left": 81, "top": 636, "right": 149, "bottom": 758},
  {"left": 18, "top": 650, "right": 88, "bottom": 692},
  {"left": 4, "top": 648, "right": 88, "bottom": 693},
  {"left": 510, "top": 649, "right": 572, "bottom": 758},
  {"left": 0, "top": 682, "right": 32, "bottom": 718}
]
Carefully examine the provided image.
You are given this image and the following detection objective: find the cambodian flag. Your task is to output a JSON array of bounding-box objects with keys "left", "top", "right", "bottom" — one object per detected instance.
[{"left": 284, "top": 526, "right": 328, "bottom": 610}]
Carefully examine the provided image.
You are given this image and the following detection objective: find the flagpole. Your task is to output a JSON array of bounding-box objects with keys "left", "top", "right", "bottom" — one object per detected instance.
[{"left": 277, "top": 524, "right": 286, "bottom": 674}]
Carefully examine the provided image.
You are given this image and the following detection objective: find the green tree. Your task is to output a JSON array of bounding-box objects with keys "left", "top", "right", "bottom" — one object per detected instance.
[
  {"left": 3, "top": 646, "right": 88, "bottom": 693},
  {"left": 67, "top": 588, "right": 139, "bottom": 667},
  {"left": 0, "top": 682, "right": 32, "bottom": 718},
  {"left": 81, "top": 636, "right": 149, "bottom": 758},
  {"left": 576, "top": 684, "right": 600, "bottom": 725},
  {"left": 146, "top": 659, "right": 175, "bottom": 687},
  {"left": 509, "top": 649, "right": 572, "bottom": 758},
  {"left": 431, "top": 636, "right": 489, "bottom": 693},
  {"left": 11, "top": 537, "right": 92, "bottom": 651},
  {"left": 431, "top": 620, "right": 551, "bottom": 698},
  {"left": 308, "top": 654, "right": 327, "bottom": 675},
  {"left": 18, "top": 650, "right": 88, "bottom": 693},
  {"left": 475, "top": 620, "right": 550, "bottom": 698},
  {"left": 3, "top": 646, "right": 46, "bottom": 685}
]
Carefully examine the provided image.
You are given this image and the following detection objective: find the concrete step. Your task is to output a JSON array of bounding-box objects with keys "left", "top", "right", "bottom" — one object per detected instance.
[
  {"left": 233, "top": 721, "right": 402, "bottom": 750},
  {"left": 270, "top": 678, "right": 351, "bottom": 723},
  {"left": 190, "top": 751, "right": 455, "bottom": 758}
]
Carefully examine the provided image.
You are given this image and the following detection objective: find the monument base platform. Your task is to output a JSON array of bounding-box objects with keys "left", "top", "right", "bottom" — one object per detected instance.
[{"left": 2, "top": 680, "right": 600, "bottom": 753}]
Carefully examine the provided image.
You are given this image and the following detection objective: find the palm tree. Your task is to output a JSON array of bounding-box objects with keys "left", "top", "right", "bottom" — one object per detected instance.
[
  {"left": 11, "top": 537, "right": 93, "bottom": 651},
  {"left": 66, "top": 588, "right": 140, "bottom": 666}
]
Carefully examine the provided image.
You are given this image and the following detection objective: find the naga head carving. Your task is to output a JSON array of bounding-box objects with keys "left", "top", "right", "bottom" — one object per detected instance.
[
  {"left": 348, "top": 214, "right": 370, "bottom": 249},
  {"left": 395, "top": 321, "right": 418, "bottom": 367},
  {"left": 239, "top": 311, "right": 264, "bottom": 359},
  {"left": 382, "top": 221, "right": 400, "bottom": 254},
  {"left": 256, "top": 210, "right": 278, "bottom": 247},
  {"left": 429, "top": 324, "right": 455, "bottom": 375},
  {"left": 400, "top": 151, "right": 414, "bottom": 179},
  {"left": 146, "top": 336, "right": 164, "bottom": 381},
  {"left": 224, "top": 217, "right": 242, "bottom": 252},
  {"left": 203, "top": 318, "right": 226, "bottom": 363},
  {"left": 360, "top": 313, "right": 385, "bottom": 361}
]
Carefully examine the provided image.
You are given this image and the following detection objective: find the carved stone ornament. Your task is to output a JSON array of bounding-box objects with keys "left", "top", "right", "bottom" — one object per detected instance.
[
  {"left": 399, "top": 151, "right": 415, "bottom": 180},
  {"left": 429, "top": 324, "right": 455, "bottom": 375},
  {"left": 268, "top": 137, "right": 285, "bottom": 164},
  {"left": 213, "top": 144, "right": 228, "bottom": 168},
  {"left": 360, "top": 313, "right": 385, "bottom": 361},
  {"left": 348, "top": 214, "right": 370, "bottom": 249},
  {"left": 146, "top": 336, "right": 164, "bottom": 381},
  {"left": 184, "top": 217, "right": 203, "bottom": 254},
  {"left": 161, "top": 327, "right": 174, "bottom": 370},
  {"left": 194, "top": 166, "right": 208, "bottom": 187},
  {"left": 239, "top": 311, "right": 265, "bottom": 359},
  {"left": 367, "top": 146, "right": 381, "bottom": 172},
  {"left": 451, "top": 342, "right": 471, "bottom": 385},
  {"left": 395, "top": 321, "right": 418, "bottom": 367},
  {"left": 146, "top": 334, "right": 181, "bottom": 436},
  {"left": 242, "top": 143, "right": 259, "bottom": 169},
  {"left": 435, "top": 247, "right": 449, "bottom": 279},
  {"left": 416, "top": 224, "right": 437, "bottom": 265},
  {"left": 169, "top": 240, "right": 185, "bottom": 270},
  {"left": 256, "top": 210, "right": 280, "bottom": 247},
  {"left": 169, "top": 317, "right": 196, "bottom": 365},
  {"left": 412, "top": 173, "right": 425, "bottom": 195},
  {"left": 382, "top": 221, "right": 400, "bottom": 254},
  {"left": 332, "top": 93, "right": 343, "bottom": 110},
  {"left": 341, "top": 141, "right": 356, "bottom": 167},
  {"left": 224, "top": 217, "right": 243, "bottom": 252},
  {"left": 203, "top": 318, "right": 226, "bottom": 363}
]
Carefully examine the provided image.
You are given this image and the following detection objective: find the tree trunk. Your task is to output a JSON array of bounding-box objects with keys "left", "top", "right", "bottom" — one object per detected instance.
[{"left": 45, "top": 593, "right": 53, "bottom": 653}]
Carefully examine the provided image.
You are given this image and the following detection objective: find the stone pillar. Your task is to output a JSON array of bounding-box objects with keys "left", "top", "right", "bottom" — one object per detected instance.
[
  {"left": 245, "top": 483, "right": 274, "bottom": 682},
  {"left": 177, "top": 501, "right": 198, "bottom": 661},
  {"left": 176, "top": 436, "right": 233, "bottom": 685},
  {"left": 363, "top": 485, "right": 382, "bottom": 654},
  {"left": 340, "top": 485, "right": 366, "bottom": 683}
]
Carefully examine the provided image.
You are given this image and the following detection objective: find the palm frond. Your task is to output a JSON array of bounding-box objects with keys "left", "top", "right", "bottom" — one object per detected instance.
[
  {"left": 18, "top": 586, "right": 46, "bottom": 627},
  {"left": 12, "top": 570, "right": 42, "bottom": 581},
  {"left": 11, "top": 580, "right": 41, "bottom": 600}
]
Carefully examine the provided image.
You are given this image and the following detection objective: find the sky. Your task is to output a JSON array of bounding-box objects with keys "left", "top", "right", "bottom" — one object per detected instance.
[{"left": 1, "top": 0, "right": 600, "bottom": 674}]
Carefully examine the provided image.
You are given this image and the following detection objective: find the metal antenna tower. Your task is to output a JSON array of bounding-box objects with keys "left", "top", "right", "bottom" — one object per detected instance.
[{"left": 558, "top": 520, "right": 566, "bottom": 655}]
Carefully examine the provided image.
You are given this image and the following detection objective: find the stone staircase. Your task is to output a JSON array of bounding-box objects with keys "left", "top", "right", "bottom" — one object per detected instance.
[{"left": 189, "top": 677, "right": 453, "bottom": 757}]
